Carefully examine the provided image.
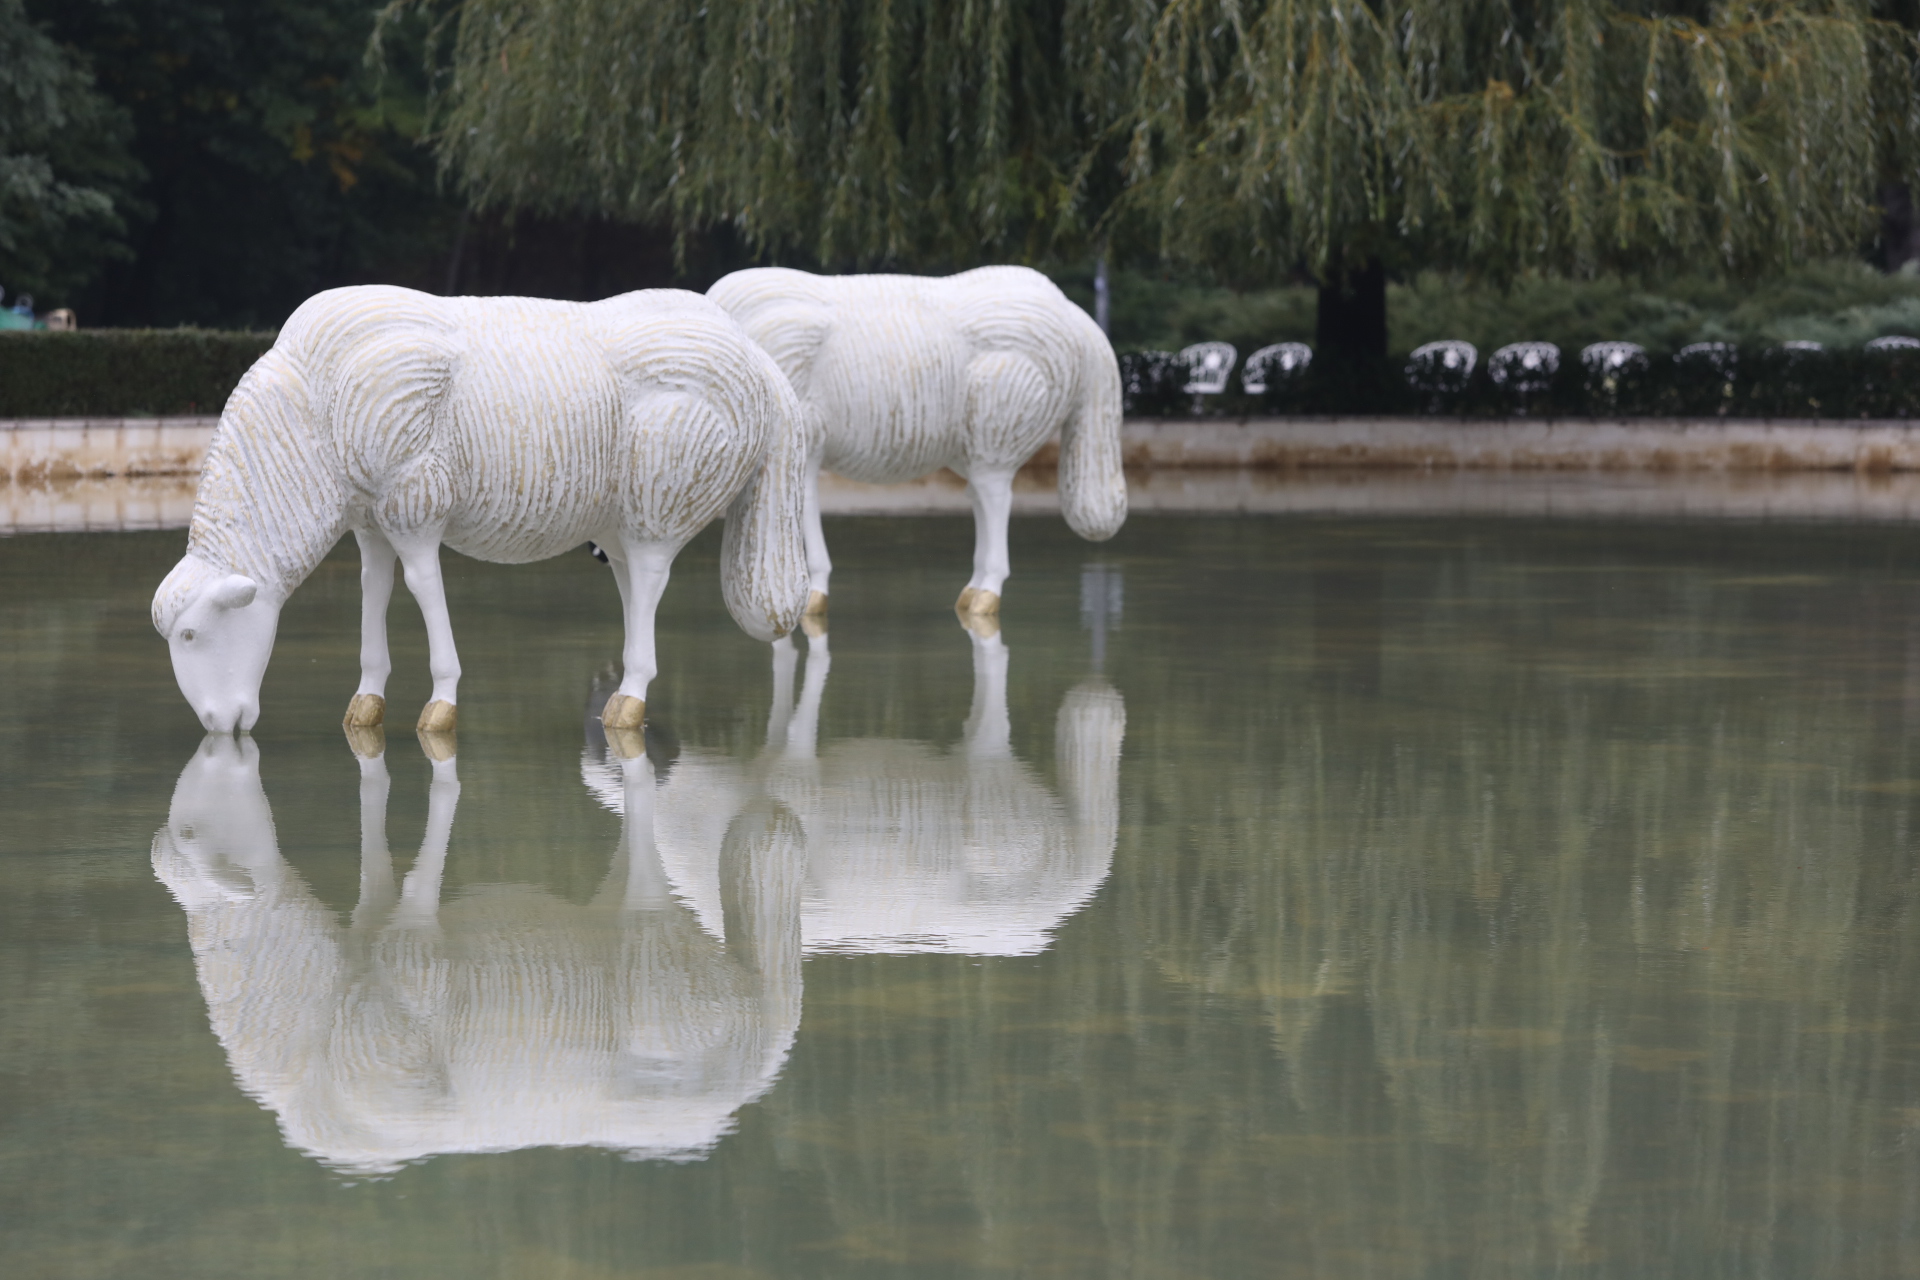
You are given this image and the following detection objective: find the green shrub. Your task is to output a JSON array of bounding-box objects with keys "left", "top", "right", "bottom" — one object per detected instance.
[
  {"left": 1392, "top": 261, "right": 1920, "bottom": 354},
  {"left": 0, "top": 329, "right": 275, "bottom": 417},
  {"left": 1122, "top": 343, "right": 1920, "bottom": 419},
  {"left": 1059, "top": 258, "right": 1920, "bottom": 360},
  {"left": 1049, "top": 265, "right": 1318, "bottom": 355}
]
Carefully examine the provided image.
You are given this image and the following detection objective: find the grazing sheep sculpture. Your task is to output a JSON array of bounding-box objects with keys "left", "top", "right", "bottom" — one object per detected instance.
[
  {"left": 708, "top": 267, "right": 1126, "bottom": 619},
  {"left": 152, "top": 285, "right": 809, "bottom": 734}
]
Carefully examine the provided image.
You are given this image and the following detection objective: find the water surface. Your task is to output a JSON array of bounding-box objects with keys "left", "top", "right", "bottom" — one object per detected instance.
[{"left": 4, "top": 516, "right": 1920, "bottom": 1279}]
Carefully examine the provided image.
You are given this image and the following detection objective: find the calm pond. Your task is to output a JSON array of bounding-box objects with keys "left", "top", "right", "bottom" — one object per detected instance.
[{"left": 4, "top": 513, "right": 1920, "bottom": 1279}]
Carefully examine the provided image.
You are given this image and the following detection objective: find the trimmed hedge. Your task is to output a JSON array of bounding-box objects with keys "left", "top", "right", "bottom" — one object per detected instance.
[
  {"left": 3, "top": 327, "right": 1914, "bottom": 421},
  {"left": 1123, "top": 345, "right": 1920, "bottom": 419},
  {"left": 0, "top": 329, "right": 276, "bottom": 418}
]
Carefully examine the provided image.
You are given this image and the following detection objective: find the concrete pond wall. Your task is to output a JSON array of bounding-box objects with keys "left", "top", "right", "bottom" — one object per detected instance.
[
  {"left": 14, "top": 414, "right": 1920, "bottom": 532},
  {"left": 15, "top": 415, "right": 1920, "bottom": 485}
]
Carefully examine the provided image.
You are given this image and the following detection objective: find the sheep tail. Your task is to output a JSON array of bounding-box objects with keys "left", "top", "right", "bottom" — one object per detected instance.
[
  {"left": 721, "top": 367, "right": 812, "bottom": 642},
  {"left": 1059, "top": 310, "right": 1128, "bottom": 541}
]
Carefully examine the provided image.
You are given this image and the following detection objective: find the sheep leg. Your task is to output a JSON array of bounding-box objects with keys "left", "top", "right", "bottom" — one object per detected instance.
[
  {"left": 599, "top": 537, "right": 632, "bottom": 615},
  {"left": 958, "top": 465, "right": 1015, "bottom": 616},
  {"left": 390, "top": 534, "right": 461, "bottom": 732},
  {"left": 344, "top": 528, "right": 398, "bottom": 729},
  {"left": 802, "top": 464, "right": 831, "bottom": 615},
  {"left": 601, "top": 539, "right": 676, "bottom": 730}
]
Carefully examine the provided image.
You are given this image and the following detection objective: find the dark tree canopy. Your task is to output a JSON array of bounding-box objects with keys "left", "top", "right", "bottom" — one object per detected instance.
[
  {"left": 388, "top": 0, "right": 1162, "bottom": 269},
  {"left": 15, "top": 0, "right": 1920, "bottom": 333},
  {"left": 1131, "top": 0, "right": 1920, "bottom": 285},
  {"left": 404, "top": 0, "right": 1920, "bottom": 293},
  {"left": 0, "top": 0, "right": 139, "bottom": 304},
  {"left": 27, "top": 0, "right": 463, "bottom": 326}
]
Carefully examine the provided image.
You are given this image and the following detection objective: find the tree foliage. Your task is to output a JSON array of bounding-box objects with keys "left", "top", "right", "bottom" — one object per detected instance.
[
  {"left": 386, "top": 0, "right": 1162, "bottom": 268},
  {"left": 403, "top": 0, "right": 1920, "bottom": 285},
  {"left": 1131, "top": 1, "right": 1920, "bottom": 282},
  {"left": 30, "top": 0, "right": 462, "bottom": 326},
  {"left": 0, "top": 0, "right": 139, "bottom": 303}
]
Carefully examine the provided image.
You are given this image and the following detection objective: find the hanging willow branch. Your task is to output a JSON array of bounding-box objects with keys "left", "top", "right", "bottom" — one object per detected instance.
[
  {"left": 381, "top": 1, "right": 1920, "bottom": 278},
  {"left": 1128, "top": 1, "right": 1920, "bottom": 280},
  {"left": 378, "top": 0, "right": 1160, "bottom": 267}
]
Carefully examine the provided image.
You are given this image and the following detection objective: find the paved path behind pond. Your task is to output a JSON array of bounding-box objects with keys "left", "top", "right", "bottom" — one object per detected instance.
[
  {"left": 16, "top": 415, "right": 1920, "bottom": 533},
  {"left": 14, "top": 415, "right": 1920, "bottom": 485},
  {"left": 14, "top": 466, "right": 1920, "bottom": 534},
  {"left": 1045, "top": 416, "right": 1920, "bottom": 474}
]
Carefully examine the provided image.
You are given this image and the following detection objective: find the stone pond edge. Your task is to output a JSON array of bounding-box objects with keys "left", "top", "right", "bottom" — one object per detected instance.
[{"left": 14, "top": 414, "right": 1920, "bottom": 482}]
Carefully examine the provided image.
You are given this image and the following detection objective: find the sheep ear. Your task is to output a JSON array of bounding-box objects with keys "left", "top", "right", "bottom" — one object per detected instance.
[{"left": 211, "top": 575, "right": 258, "bottom": 610}]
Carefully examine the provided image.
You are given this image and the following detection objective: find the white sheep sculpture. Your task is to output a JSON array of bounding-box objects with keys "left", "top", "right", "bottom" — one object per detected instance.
[
  {"left": 708, "top": 266, "right": 1127, "bottom": 619},
  {"left": 151, "top": 734, "right": 802, "bottom": 1174},
  {"left": 152, "top": 285, "right": 809, "bottom": 734}
]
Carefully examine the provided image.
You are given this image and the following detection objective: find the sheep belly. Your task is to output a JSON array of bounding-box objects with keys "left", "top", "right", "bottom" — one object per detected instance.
[
  {"left": 811, "top": 305, "right": 969, "bottom": 485},
  {"left": 438, "top": 340, "right": 626, "bottom": 564}
]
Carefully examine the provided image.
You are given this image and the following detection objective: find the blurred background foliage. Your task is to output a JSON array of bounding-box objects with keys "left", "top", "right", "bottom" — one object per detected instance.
[
  {"left": 1056, "top": 258, "right": 1920, "bottom": 357},
  {"left": 13, "top": 0, "right": 460, "bottom": 327},
  {"left": 10, "top": 0, "right": 728, "bottom": 328},
  {"left": 0, "top": 0, "right": 140, "bottom": 307},
  {"left": 397, "top": 0, "right": 1920, "bottom": 360},
  {"left": 7, "top": 0, "right": 1920, "bottom": 355}
]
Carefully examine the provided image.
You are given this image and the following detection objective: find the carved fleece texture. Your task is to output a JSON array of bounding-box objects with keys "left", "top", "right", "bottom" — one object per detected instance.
[
  {"left": 156, "top": 285, "right": 808, "bottom": 640},
  {"left": 708, "top": 266, "right": 1127, "bottom": 541}
]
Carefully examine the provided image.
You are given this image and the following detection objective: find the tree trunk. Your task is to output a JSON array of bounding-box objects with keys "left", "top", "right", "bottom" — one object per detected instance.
[
  {"left": 1879, "top": 185, "right": 1920, "bottom": 273},
  {"left": 1315, "top": 258, "right": 1388, "bottom": 363}
]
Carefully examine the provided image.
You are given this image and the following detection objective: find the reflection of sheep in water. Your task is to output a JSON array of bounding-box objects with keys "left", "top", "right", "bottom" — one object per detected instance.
[
  {"left": 583, "top": 625, "right": 1126, "bottom": 956},
  {"left": 150, "top": 734, "right": 800, "bottom": 1176}
]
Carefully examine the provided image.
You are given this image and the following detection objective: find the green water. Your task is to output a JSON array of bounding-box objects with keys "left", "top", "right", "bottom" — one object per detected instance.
[{"left": 5, "top": 515, "right": 1920, "bottom": 1279}]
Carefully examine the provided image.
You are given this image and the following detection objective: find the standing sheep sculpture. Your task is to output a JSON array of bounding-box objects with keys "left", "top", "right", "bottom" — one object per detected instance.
[
  {"left": 708, "top": 266, "right": 1127, "bottom": 619},
  {"left": 151, "top": 285, "right": 809, "bottom": 734}
]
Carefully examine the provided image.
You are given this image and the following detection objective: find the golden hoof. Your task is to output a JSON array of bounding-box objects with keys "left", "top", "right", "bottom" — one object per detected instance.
[
  {"left": 958, "top": 610, "right": 1001, "bottom": 640},
  {"left": 956, "top": 586, "right": 978, "bottom": 613},
  {"left": 417, "top": 699, "right": 458, "bottom": 733},
  {"left": 602, "top": 692, "right": 646, "bottom": 730},
  {"left": 343, "top": 722, "right": 386, "bottom": 759},
  {"left": 416, "top": 728, "right": 457, "bottom": 763},
  {"left": 804, "top": 589, "right": 829, "bottom": 617},
  {"left": 801, "top": 612, "right": 828, "bottom": 640},
  {"left": 967, "top": 589, "right": 1001, "bottom": 617},
  {"left": 605, "top": 725, "right": 647, "bottom": 760},
  {"left": 343, "top": 692, "right": 385, "bottom": 728}
]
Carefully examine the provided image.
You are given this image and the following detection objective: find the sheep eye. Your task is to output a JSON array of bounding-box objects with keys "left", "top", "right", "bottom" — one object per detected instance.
[
  {"left": 178, "top": 824, "right": 195, "bottom": 841},
  {"left": 180, "top": 629, "right": 196, "bottom": 643}
]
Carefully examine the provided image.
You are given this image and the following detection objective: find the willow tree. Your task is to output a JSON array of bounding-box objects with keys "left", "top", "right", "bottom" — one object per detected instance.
[
  {"left": 391, "top": 1, "right": 1920, "bottom": 359},
  {"left": 381, "top": 0, "right": 1159, "bottom": 269},
  {"left": 1129, "top": 0, "right": 1920, "bottom": 358}
]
